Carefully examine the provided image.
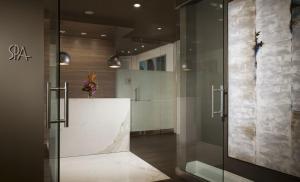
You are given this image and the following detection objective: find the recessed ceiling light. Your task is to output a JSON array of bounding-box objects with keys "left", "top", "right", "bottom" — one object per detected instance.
[
  {"left": 133, "top": 3, "right": 141, "bottom": 8},
  {"left": 81, "top": 32, "right": 87, "bottom": 35},
  {"left": 100, "top": 34, "right": 107, "bottom": 37},
  {"left": 157, "top": 27, "right": 163, "bottom": 31},
  {"left": 134, "top": 48, "right": 138, "bottom": 51},
  {"left": 141, "top": 45, "right": 145, "bottom": 48},
  {"left": 60, "top": 30, "right": 66, "bottom": 34},
  {"left": 84, "top": 10, "right": 94, "bottom": 15}
]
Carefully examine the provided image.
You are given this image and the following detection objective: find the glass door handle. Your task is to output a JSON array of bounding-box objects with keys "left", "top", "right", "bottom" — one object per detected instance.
[
  {"left": 134, "top": 87, "right": 138, "bottom": 101},
  {"left": 46, "top": 82, "right": 69, "bottom": 128},
  {"left": 211, "top": 85, "right": 224, "bottom": 118}
]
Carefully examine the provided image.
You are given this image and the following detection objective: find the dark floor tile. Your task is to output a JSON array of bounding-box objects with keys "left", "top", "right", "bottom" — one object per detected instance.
[{"left": 130, "top": 133, "right": 187, "bottom": 181}]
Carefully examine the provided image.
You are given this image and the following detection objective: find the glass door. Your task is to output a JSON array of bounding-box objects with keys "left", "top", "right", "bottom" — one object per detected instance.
[
  {"left": 178, "top": 0, "right": 224, "bottom": 181},
  {"left": 44, "top": 0, "right": 60, "bottom": 181}
]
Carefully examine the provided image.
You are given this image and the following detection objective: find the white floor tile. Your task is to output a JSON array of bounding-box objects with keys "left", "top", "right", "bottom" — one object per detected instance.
[{"left": 61, "top": 152, "right": 170, "bottom": 182}]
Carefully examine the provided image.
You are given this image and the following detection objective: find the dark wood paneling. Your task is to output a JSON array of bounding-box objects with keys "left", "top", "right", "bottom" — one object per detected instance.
[{"left": 60, "top": 36, "right": 116, "bottom": 98}]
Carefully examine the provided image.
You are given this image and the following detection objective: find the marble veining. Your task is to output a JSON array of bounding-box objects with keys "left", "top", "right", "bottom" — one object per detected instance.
[
  {"left": 60, "top": 98, "right": 130, "bottom": 157},
  {"left": 60, "top": 152, "right": 170, "bottom": 182},
  {"left": 100, "top": 113, "right": 130, "bottom": 154}
]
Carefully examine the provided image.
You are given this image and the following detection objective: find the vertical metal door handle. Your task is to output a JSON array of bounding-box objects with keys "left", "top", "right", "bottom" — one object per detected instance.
[
  {"left": 64, "top": 82, "right": 69, "bottom": 127},
  {"left": 46, "top": 81, "right": 69, "bottom": 128},
  {"left": 134, "top": 88, "right": 138, "bottom": 101},
  {"left": 211, "top": 85, "right": 224, "bottom": 118},
  {"left": 211, "top": 85, "right": 215, "bottom": 118},
  {"left": 46, "top": 82, "right": 51, "bottom": 128},
  {"left": 220, "top": 85, "right": 224, "bottom": 118}
]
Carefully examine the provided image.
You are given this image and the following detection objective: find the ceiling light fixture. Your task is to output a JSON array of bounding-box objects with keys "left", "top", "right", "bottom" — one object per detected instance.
[
  {"left": 81, "top": 32, "right": 87, "bottom": 35},
  {"left": 100, "top": 34, "right": 107, "bottom": 37},
  {"left": 157, "top": 27, "right": 163, "bottom": 31},
  {"left": 60, "top": 52, "right": 71, "bottom": 66},
  {"left": 134, "top": 48, "right": 138, "bottom": 51},
  {"left": 133, "top": 3, "right": 141, "bottom": 8},
  {"left": 84, "top": 10, "right": 95, "bottom": 15},
  {"left": 60, "top": 30, "right": 66, "bottom": 34},
  {"left": 107, "top": 55, "right": 121, "bottom": 69},
  {"left": 141, "top": 45, "right": 145, "bottom": 48}
]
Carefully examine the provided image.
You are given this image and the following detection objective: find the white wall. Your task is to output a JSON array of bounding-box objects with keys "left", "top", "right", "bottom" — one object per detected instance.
[{"left": 120, "top": 43, "right": 176, "bottom": 72}]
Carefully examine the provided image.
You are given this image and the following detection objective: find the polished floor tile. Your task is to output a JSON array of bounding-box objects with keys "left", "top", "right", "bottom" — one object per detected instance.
[{"left": 61, "top": 152, "right": 170, "bottom": 182}]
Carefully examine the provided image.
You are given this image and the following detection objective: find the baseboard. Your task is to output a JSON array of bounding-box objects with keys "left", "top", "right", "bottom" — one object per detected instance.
[{"left": 130, "top": 129, "right": 175, "bottom": 136}]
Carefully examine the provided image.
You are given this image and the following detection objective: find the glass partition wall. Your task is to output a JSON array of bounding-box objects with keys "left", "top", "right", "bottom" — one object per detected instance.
[
  {"left": 116, "top": 43, "right": 178, "bottom": 134},
  {"left": 177, "top": 0, "right": 224, "bottom": 181},
  {"left": 116, "top": 69, "right": 177, "bottom": 133}
]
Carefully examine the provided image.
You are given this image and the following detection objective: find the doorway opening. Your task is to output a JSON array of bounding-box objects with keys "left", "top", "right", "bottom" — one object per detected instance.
[
  {"left": 58, "top": 0, "right": 181, "bottom": 181},
  {"left": 44, "top": 0, "right": 226, "bottom": 182}
]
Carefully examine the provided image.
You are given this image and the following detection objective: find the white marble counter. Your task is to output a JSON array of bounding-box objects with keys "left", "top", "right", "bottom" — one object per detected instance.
[{"left": 60, "top": 98, "right": 130, "bottom": 158}]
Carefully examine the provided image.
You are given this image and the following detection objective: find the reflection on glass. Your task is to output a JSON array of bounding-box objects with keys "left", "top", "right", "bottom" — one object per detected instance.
[
  {"left": 139, "top": 55, "right": 166, "bottom": 71},
  {"left": 44, "top": 0, "right": 60, "bottom": 181},
  {"left": 177, "top": 0, "right": 224, "bottom": 181}
]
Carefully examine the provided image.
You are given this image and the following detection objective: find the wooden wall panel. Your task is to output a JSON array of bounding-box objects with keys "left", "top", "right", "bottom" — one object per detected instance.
[{"left": 60, "top": 36, "right": 116, "bottom": 98}]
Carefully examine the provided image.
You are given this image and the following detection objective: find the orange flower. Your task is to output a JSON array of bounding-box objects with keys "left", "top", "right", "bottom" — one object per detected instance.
[{"left": 88, "top": 72, "right": 97, "bottom": 82}]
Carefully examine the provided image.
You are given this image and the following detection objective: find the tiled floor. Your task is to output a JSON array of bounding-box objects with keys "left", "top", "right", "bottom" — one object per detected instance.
[
  {"left": 60, "top": 152, "right": 170, "bottom": 182},
  {"left": 44, "top": 133, "right": 186, "bottom": 182}
]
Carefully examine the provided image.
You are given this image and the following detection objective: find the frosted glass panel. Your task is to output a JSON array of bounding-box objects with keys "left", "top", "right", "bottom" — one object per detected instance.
[{"left": 116, "top": 70, "right": 176, "bottom": 132}]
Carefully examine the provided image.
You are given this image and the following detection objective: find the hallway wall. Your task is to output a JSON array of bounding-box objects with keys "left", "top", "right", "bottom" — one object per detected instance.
[
  {"left": 0, "top": 0, "right": 44, "bottom": 181},
  {"left": 60, "top": 36, "right": 115, "bottom": 98}
]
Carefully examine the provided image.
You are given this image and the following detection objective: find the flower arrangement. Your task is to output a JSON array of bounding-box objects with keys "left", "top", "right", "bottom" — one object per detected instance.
[{"left": 82, "top": 72, "right": 97, "bottom": 97}]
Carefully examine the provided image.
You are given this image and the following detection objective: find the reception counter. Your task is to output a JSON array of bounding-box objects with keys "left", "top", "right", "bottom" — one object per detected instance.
[{"left": 60, "top": 98, "right": 130, "bottom": 158}]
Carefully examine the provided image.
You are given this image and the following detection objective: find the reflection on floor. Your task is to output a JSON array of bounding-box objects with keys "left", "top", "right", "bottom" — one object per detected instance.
[
  {"left": 131, "top": 133, "right": 185, "bottom": 182},
  {"left": 186, "top": 161, "right": 253, "bottom": 182},
  {"left": 61, "top": 152, "right": 170, "bottom": 182}
]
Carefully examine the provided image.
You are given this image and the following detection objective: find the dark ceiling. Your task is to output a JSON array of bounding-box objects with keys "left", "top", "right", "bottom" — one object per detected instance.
[{"left": 60, "top": 0, "right": 180, "bottom": 55}]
